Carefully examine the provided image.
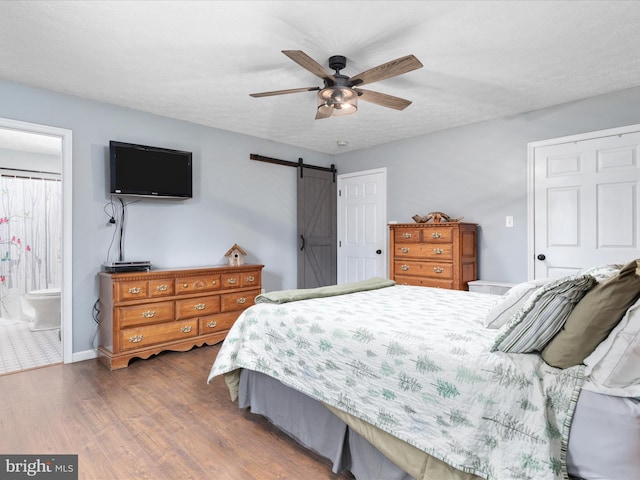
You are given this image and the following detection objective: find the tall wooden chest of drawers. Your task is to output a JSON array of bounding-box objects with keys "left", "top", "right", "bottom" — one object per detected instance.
[
  {"left": 98, "top": 264, "right": 263, "bottom": 370},
  {"left": 389, "top": 223, "right": 477, "bottom": 290}
]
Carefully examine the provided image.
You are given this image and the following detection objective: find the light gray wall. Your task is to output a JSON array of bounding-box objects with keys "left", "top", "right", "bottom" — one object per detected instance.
[
  {"left": 0, "top": 148, "right": 61, "bottom": 174},
  {"left": 335, "top": 86, "right": 640, "bottom": 283},
  {"left": 0, "top": 80, "right": 333, "bottom": 355},
  {"left": 2, "top": 77, "right": 640, "bottom": 356}
]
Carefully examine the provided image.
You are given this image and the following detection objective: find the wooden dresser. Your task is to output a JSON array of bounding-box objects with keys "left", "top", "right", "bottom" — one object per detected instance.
[
  {"left": 98, "top": 264, "right": 263, "bottom": 370},
  {"left": 389, "top": 223, "right": 477, "bottom": 290}
]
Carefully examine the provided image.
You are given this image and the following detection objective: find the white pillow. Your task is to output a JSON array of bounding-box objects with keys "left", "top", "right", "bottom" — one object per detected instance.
[
  {"left": 579, "top": 263, "right": 623, "bottom": 282},
  {"left": 483, "top": 278, "right": 549, "bottom": 329},
  {"left": 583, "top": 297, "right": 640, "bottom": 397}
]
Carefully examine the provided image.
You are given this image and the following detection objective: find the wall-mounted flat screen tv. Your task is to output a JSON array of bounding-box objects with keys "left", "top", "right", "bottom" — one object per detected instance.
[{"left": 109, "top": 140, "right": 193, "bottom": 199}]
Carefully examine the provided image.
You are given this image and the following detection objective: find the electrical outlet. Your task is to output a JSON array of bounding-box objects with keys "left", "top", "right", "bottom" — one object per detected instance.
[{"left": 505, "top": 216, "right": 514, "bottom": 228}]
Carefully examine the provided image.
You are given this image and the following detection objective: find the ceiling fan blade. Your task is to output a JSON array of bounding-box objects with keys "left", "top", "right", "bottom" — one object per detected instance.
[
  {"left": 250, "top": 86, "right": 320, "bottom": 98},
  {"left": 315, "top": 109, "right": 332, "bottom": 120},
  {"left": 354, "top": 88, "right": 412, "bottom": 110},
  {"left": 282, "top": 50, "right": 336, "bottom": 83},
  {"left": 348, "top": 54, "right": 423, "bottom": 87}
]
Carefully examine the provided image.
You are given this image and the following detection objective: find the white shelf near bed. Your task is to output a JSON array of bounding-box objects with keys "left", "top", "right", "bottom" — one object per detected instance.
[{"left": 468, "top": 280, "right": 515, "bottom": 295}]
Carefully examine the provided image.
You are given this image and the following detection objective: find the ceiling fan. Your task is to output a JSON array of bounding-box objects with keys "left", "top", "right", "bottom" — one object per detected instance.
[{"left": 250, "top": 50, "right": 423, "bottom": 120}]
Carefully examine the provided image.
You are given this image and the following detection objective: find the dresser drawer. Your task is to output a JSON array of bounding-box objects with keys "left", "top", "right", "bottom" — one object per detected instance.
[
  {"left": 149, "top": 279, "right": 174, "bottom": 297},
  {"left": 221, "top": 289, "right": 259, "bottom": 312},
  {"left": 118, "top": 301, "right": 174, "bottom": 328},
  {"left": 395, "top": 275, "right": 453, "bottom": 289},
  {"left": 221, "top": 273, "right": 242, "bottom": 289},
  {"left": 117, "top": 280, "right": 149, "bottom": 301},
  {"left": 176, "top": 295, "right": 220, "bottom": 319},
  {"left": 394, "top": 244, "right": 453, "bottom": 260},
  {"left": 242, "top": 271, "right": 261, "bottom": 288},
  {"left": 175, "top": 275, "right": 221, "bottom": 294},
  {"left": 120, "top": 319, "right": 199, "bottom": 351},
  {"left": 199, "top": 312, "right": 239, "bottom": 335}
]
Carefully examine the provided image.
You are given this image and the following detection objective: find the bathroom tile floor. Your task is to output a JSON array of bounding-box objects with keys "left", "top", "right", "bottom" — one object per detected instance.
[{"left": 0, "top": 320, "right": 62, "bottom": 375}]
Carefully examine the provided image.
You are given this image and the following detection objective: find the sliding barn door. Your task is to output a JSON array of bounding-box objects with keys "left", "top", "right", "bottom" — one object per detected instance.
[
  {"left": 530, "top": 125, "right": 640, "bottom": 279},
  {"left": 297, "top": 167, "right": 337, "bottom": 288}
]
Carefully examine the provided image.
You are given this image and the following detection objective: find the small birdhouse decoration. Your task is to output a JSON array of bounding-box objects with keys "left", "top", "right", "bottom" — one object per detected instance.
[{"left": 225, "top": 244, "right": 247, "bottom": 266}]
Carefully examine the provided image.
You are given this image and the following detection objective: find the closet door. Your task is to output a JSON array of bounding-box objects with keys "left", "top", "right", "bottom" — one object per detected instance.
[
  {"left": 297, "top": 167, "right": 337, "bottom": 288},
  {"left": 530, "top": 127, "right": 640, "bottom": 279}
]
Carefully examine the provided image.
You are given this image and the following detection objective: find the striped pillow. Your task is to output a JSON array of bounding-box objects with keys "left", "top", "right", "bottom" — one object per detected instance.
[
  {"left": 483, "top": 278, "right": 549, "bottom": 329},
  {"left": 491, "top": 274, "right": 597, "bottom": 353}
]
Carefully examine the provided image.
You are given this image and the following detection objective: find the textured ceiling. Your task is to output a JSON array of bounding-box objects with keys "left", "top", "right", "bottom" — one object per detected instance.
[{"left": 1, "top": 1, "right": 640, "bottom": 154}]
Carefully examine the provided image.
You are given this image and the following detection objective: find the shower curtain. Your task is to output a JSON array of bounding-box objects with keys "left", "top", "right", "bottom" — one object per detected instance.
[{"left": 0, "top": 173, "right": 62, "bottom": 319}]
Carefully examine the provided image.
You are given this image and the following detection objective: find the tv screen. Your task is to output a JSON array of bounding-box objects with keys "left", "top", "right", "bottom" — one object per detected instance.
[{"left": 109, "top": 141, "right": 193, "bottom": 199}]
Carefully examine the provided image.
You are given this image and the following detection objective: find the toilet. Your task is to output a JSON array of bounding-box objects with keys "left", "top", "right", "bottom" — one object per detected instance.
[{"left": 21, "top": 288, "right": 61, "bottom": 331}]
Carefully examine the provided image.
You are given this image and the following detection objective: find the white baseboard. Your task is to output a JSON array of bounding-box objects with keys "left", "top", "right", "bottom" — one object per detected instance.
[{"left": 71, "top": 349, "right": 97, "bottom": 363}]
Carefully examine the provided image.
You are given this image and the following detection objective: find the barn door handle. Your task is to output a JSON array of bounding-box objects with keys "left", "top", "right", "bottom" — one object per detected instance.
[
  {"left": 537, "top": 254, "right": 546, "bottom": 261},
  {"left": 300, "top": 235, "right": 305, "bottom": 251}
]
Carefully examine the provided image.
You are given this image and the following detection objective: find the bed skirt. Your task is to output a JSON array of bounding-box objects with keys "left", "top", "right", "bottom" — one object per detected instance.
[{"left": 237, "top": 369, "right": 481, "bottom": 480}]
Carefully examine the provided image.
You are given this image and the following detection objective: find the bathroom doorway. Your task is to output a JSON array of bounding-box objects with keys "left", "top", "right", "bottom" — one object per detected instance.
[{"left": 0, "top": 118, "right": 72, "bottom": 375}]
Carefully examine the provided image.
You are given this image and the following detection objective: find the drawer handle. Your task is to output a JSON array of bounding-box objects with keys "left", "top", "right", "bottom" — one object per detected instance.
[
  {"left": 247, "top": 276, "right": 255, "bottom": 282},
  {"left": 433, "top": 248, "right": 443, "bottom": 254},
  {"left": 129, "top": 334, "right": 143, "bottom": 343},
  {"left": 156, "top": 284, "right": 168, "bottom": 292},
  {"left": 128, "top": 287, "right": 141, "bottom": 294},
  {"left": 401, "top": 265, "right": 410, "bottom": 271},
  {"left": 401, "top": 247, "right": 410, "bottom": 253},
  {"left": 434, "top": 267, "right": 444, "bottom": 274},
  {"left": 181, "top": 325, "right": 192, "bottom": 333},
  {"left": 237, "top": 297, "right": 247, "bottom": 304},
  {"left": 401, "top": 232, "right": 412, "bottom": 239},
  {"left": 183, "top": 283, "right": 188, "bottom": 288},
  {"left": 227, "top": 278, "right": 237, "bottom": 285},
  {"left": 206, "top": 321, "right": 218, "bottom": 328},
  {"left": 431, "top": 232, "right": 442, "bottom": 238},
  {"left": 142, "top": 310, "right": 156, "bottom": 318},
  {"left": 211, "top": 280, "right": 217, "bottom": 285},
  {"left": 194, "top": 303, "right": 206, "bottom": 311}
]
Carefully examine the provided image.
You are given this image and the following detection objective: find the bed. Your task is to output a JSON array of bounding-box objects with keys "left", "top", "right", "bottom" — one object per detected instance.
[{"left": 207, "top": 265, "right": 640, "bottom": 480}]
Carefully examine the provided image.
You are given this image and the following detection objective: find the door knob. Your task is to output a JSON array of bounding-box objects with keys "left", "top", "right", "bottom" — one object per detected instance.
[
  {"left": 376, "top": 249, "right": 382, "bottom": 254},
  {"left": 537, "top": 254, "right": 546, "bottom": 261}
]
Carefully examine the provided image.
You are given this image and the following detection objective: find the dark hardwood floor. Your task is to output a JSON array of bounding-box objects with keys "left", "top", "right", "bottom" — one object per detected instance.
[{"left": 0, "top": 344, "right": 354, "bottom": 480}]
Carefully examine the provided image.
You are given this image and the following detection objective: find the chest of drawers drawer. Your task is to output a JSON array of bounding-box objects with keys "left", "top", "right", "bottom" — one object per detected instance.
[
  {"left": 394, "top": 244, "right": 452, "bottom": 260},
  {"left": 394, "top": 261, "right": 453, "bottom": 279},
  {"left": 395, "top": 275, "right": 454, "bottom": 289}
]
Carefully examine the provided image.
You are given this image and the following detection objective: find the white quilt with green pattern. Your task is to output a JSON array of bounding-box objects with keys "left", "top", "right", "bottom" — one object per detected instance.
[{"left": 208, "top": 285, "right": 584, "bottom": 480}]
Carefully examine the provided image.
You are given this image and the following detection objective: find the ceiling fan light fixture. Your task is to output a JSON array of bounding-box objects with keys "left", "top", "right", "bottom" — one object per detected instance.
[{"left": 317, "top": 87, "right": 357, "bottom": 116}]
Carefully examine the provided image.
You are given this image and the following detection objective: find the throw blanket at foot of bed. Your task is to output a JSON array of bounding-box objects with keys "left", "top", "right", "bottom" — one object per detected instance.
[
  {"left": 254, "top": 277, "right": 396, "bottom": 304},
  {"left": 209, "top": 285, "right": 584, "bottom": 480}
]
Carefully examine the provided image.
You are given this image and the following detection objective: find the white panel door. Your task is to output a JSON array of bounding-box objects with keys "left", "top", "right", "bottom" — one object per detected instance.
[
  {"left": 337, "top": 168, "right": 387, "bottom": 284},
  {"left": 531, "top": 127, "right": 640, "bottom": 279}
]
